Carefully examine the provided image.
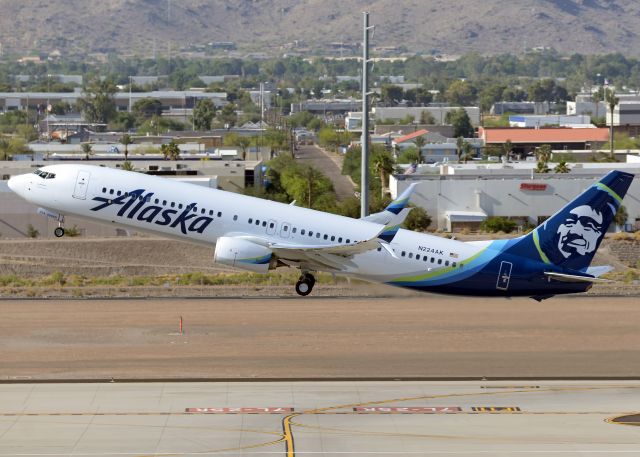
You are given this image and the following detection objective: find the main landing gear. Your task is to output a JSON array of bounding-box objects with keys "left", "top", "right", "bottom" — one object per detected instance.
[
  {"left": 53, "top": 216, "right": 65, "bottom": 238},
  {"left": 295, "top": 272, "right": 316, "bottom": 296}
]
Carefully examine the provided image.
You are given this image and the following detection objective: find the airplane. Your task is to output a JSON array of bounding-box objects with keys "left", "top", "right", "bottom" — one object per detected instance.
[{"left": 7, "top": 164, "right": 634, "bottom": 300}]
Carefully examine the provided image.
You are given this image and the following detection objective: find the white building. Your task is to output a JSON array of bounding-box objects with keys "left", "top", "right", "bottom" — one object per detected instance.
[
  {"left": 509, "top": 115, "right": 592, "bottom": 128},
  {"left": 372, "top": 106, "right": 481, "bottom": 126},
  {"left": 390, "top": 164, "right": 640, "bottom": 232}
]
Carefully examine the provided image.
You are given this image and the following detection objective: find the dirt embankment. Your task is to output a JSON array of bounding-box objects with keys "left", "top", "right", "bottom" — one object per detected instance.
[{"left": 0, "top": 235, "right": 638, "bottom": 298}]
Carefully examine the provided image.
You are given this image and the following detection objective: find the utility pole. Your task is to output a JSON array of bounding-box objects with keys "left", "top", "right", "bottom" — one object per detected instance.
[{"left": 360, "top": 12, "right": 373, "bottom": 217}]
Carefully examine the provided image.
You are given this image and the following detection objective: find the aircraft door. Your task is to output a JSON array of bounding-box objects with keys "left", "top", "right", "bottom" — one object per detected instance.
[
  {"left": 279, "top": 222, "right": 291, "bottom": 238},
  {"left": 496, "top": 261, "right": 513, "bottom": 291},
  {"left": 72, "top": 170, "right": 91, "bottom": 200},
  {"left": 266, "top": 219, "right": 277, "bottom": 235}
]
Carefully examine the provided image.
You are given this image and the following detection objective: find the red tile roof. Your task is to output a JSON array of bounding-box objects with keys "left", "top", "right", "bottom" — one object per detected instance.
[
  {"left": 394, "top": 129, "right": 429, "bottom": 144},
  {"left": 480, "top": 127, "right": 609, "bottom": 144}
]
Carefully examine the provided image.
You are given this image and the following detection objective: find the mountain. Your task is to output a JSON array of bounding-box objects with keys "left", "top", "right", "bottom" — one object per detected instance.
[{"left": 0, "top": 0, "right": 639, "bottom": 57}]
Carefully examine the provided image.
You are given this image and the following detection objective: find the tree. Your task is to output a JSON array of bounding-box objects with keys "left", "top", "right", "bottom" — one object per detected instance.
[
  {"left": 380, "top": 85, "right": 404, "bottom": 106},
  {"left": 444, "top": 80, "right": 475, "bottom": 106},
  {"left": 219, "top": 103, "right": 238, "bottom": 128},
  {"left": 77, "top": 77, "right": 117, "bottom": 125},
  {"left": 614, "top": 204, "right": 628, "bottom": 227},
  {"left": 412, "top": 135, "right": 426, "bottom": 162},
  {"left": 372, "top": 150, "right": 395, "bottom": 197},
  {"left": 237, "top": 136, "right": 251, "bottom": 160},
  {"left": 502, "top": 139, "right": 513, "bottom": 159},
  {"left": 605, "top": 88, "right": 619, "bottom": 160},
  {"left": 534, "top": 160, "right": 550, "bottom": 173},
  {"left": 461, "top": 141, "right": 474, "bottom": 164},
  {"left": 192, "top": 99, "right": 215, "bottom": 131},
  {"left": 536, "top": 144, "right": 552, "bottom": 163},
  {"left": 445, "top": 108, "right": 474, "bottom": 138},
  {"left": 403, "top": 206, "right": 432, "bottom": 232},
  {"left": 81, "top": 142, "right": 92, "bottom": 160},
  {"left": 132, "top": 98, "right": 163, "bottom": 121},
  {"left": 480, "top": 216, "right": 517, "bottom": 233},
  {"left": 553, "top": 161, "right": 570, "bottom": 173},
  {"left": 120, "top": 134, "right": 133, "bottom": 161},
  {"left": 26, "top": 224, "right": 39, "bottom": 238},
  {"left": 161, "top": 141, "right": 180, "bottom": 160},
  {"left": 419, "top": 110, "right": 436, "bottom": 124},
  {"left": 397, "top": 146, "right": 421, "bottom": 164},
  {"left": 456, "top": 136, "right": 465, "bottom": 162},
  {"left": 121, "top": 160, "right": 135, "bottom": 171}
]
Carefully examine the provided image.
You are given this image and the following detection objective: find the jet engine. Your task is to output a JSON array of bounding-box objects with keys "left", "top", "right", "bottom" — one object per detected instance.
[{"left": 213, "top": 236, "right": 275, "bottom": 273}]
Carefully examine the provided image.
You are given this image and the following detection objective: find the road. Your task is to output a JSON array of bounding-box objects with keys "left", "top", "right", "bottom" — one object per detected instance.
[{"left": 295, "top": 144, "right": 355, "bottom": 201}]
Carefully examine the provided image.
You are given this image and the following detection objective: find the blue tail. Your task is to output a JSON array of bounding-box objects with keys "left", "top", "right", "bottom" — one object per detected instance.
[{"left": 509, "top": 171, "right": 634, "bottom": 272}]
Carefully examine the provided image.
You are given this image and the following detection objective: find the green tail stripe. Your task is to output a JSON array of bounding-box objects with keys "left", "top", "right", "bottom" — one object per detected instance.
[
  {"left": 595, "top": 182, "right": 622, "bottom": 204},
  {"left": 533, "top": 229, "right": 551, "bottom": 264}
]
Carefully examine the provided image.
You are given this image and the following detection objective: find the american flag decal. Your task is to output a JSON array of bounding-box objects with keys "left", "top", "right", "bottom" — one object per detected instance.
[{"left": 449, "top": 252, "right": 459, "bottom": 258}]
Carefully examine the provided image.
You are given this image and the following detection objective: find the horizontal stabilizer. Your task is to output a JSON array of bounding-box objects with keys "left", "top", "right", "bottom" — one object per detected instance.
[
  {"left": 544, "top": 271, "right": 611, "bottom": 283},
  {"left": 362, "top": 183, "right": 418, "bottom": 224},
  {"left": 586, "top": 265, "right": 613, "bottom": 277}
]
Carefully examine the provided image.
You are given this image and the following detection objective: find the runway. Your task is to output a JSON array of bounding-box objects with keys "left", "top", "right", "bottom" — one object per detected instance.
[
  {"left": 0, "top": 381, "right": 639, "bottom": 456},
  {"left": 1, "top": 296, "right": 640, "bottom": 379}
]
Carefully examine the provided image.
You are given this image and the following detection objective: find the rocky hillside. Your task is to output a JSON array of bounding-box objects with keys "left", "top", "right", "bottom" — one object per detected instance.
[{"left": 0, "top": 0, "right": 639, "bottom": 57}]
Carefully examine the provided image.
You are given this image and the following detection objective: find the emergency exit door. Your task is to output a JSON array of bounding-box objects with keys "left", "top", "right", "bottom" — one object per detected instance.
[{"left": 72, "top": 170, "right": 91, "bottom": 199}]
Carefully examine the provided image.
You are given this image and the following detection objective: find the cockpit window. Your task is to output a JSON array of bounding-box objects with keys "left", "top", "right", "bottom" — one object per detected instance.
[{"left": 33, "top": 169, "right": 56, "bottom": 179}]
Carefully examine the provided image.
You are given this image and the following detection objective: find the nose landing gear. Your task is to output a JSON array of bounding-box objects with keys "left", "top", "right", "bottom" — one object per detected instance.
[{"left": 295, "top": 272, "right": 316, "bottom": 296}]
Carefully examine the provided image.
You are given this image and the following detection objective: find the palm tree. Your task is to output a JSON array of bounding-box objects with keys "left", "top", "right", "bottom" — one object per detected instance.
[
  {"left": 81, "top": 142, "right": 92, "bottom": 160},
  {"left": 536, "top": 144, "right": 552, "bottom": 163},
  {"left": 502, "top": 139, "right": 513, "bottom": 160},
  {"left": 121, "top": 160, "right": 135, "bottom": 171},
  {"left": 160, "top": 141, "right": 180, "bottom": 161},
  {"left": 120, "top": 134, "right": 133, "bottom": 161},
  {"left": 534, "top": 160, "right": 550, "bottom": 174},
  {"left": 413, "top": 135, "right": 426, "bottom": 163},
  {"left": 605, "top": 88, "right": 619, "bottom": 160},
  {"left": 553, "top": 161, "right": 570, "bottom": 173},
  {"left": 461, "top": 141, "right": 474, "bottom": 164},
  {"left": 456, "top": 136, "right": 465, "bottom": 162},
  {"left": 237, "top": 136, "right": 251, "bottom": 160},
  {"left": 372, "top": 150, "right": 395, "bottom": 197}
]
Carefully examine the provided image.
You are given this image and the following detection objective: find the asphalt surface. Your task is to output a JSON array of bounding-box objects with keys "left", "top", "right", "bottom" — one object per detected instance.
[
  {"left": 1, "top": 381, "right": 639, "bottom": 456},
  {"left": 295, "top": 144, "right": 355, "bottom": 201},
  {"left": 2, "top": 295, "right": 640, "bottom": 380}
]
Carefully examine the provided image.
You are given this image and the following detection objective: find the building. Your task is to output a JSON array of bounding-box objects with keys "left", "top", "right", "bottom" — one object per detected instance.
[
  {"left": 0, "top": 90, "right": 228, "bottom": 113},
  {"left": 508, "top": 115, "right": 592, "bottom": 128},
  {"left": 479, "top": 127, "right": 610, "bottom": 157},
  {"left": 491, "top": 101, "right": 551, "bottom": 115},
  {"left": 290, "top": 99, "right": 360, "bottom": 115},
  {"left": 372, "top": 106, "right": 481, "bottom": 126},
  {"left": 390, "top": 166, "right": 640, "bottom": 232}
]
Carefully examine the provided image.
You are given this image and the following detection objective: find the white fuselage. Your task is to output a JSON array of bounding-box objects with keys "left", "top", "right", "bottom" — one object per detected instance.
[{"left": 8, "top": 164, "right": 484, "bottom": 283}]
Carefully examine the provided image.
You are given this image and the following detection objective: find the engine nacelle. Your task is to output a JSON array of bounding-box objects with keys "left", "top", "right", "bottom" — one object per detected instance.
[{"left": 213, "top": 236, "right": 274, "bottom": 273}]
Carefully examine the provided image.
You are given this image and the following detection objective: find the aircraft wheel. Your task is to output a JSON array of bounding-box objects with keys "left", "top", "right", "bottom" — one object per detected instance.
[
  {"left": 54, "top": 227, "right": 65, "bottom": 238},
  {"left": 295, "top": 277, "right": 314, "bottom": 296}
]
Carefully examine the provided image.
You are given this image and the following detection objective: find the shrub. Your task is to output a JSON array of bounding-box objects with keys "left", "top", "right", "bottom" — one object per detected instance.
[{"left": 480, "top": 216, "right": 517, "bottom": 234}]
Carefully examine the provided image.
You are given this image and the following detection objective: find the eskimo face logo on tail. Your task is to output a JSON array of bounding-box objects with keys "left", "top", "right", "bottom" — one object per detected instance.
[
  {"left": 90, "top": 189, "right": 213, "bottom": 235},
  {"left": 556, "top": 205, "right": 604, "bottom": 258}
]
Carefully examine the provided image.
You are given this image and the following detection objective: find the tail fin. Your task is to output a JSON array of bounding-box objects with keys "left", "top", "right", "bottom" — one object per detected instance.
[{"left": 509, "top": 171, "right": 634, "bottom": 272}]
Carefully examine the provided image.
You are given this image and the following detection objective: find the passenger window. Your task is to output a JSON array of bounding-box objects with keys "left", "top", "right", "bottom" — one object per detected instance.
[
  {"left": 248, "top": 218, "right": 253, "bottom": 223},
  {"left": 255, "top": 220, "right": 260, "bottom": 225},
  {"left": 453, "top": 262, "right": 457, "bottom": 267},
  {"left": 102, "top": 187, "right": 107, "bottom": 193},
  {"left": 323, "top": 234, "right": 328, "bottom": 240},
  {"left": 316, "top": 233, "right": 321, "bottom": 238},
  {"left": 178, "top": 204, "right": 183, "bottom": 209},
  {"left": 401, "top": 251, "right": 406, "bottom": 257},
  {"left": 438, "top": 259, "right": 442, "bottom": 265},
  {"left": 201, "top": 208, "right": 205, "bottom": 214},
  {"left": 292, "top": 228, "right": 297, "bottom": 233},
  {"left": 445, "top": 260, "right": 449, "bottom": 266},
  {"left": 408, "top": 253, "right": 413, "bottom": 259},
  {"left": 431, "top": 257, "right": 435, "bottom": 263},
  {"left": 116, "top": 190, "right": 121, "bottom": 196},
  {"left": 162, "top": 200, "right": 166, "bottom": 205},
  {"left": 330, "top": 235, "right": 335, "bottom": 241},
  {"left": 309, "top": 231, "right": 313, "bottom": 236},
  {"left": 416, "top": 254, "right": 420, "bottom": 260},
  {"left": 270, "top": 222, "right": 275, "bottom": 228},
  {"left": 338, "top": 237, "right": 343, "bottom": 243},
  {"left": 262, "top": 221, "right": 267, "bottom": 227},
  {"left": 171, "top": 202, "right": 175, "bottom": 208},
  {"left": 301, "top": 229, "right": 306, "bottom": 235},
  {"left": 109, "top": 189, "right": 114, "bottom": 194},
  {"left": 346, "top": 239, "right": 350, "bottom": 243},
  {"left": 284, "top": 226, "right": 288, "bottom": 231},
  {"left": 154, "top": 198, "right": 159, "bottom": 204},
  {"left": 423, "top": 256, "right": 428, "bottom": 262},
  {"left": 209, "top": 210, "right": 214, "bottom": 216},
  {"left": 377, "top": 247, "right": 381, "bottom": 252},
  {"left": 217, "top": 212, "right": 222, "bottom": 217},
  {"left": 233, "top": 215, "right": 238, "bottom": 221}
]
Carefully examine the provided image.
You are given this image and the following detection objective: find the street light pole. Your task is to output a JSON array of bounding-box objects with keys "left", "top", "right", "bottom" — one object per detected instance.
[{"left": 360, "top": 12, "right": 372, "bottom": 218}]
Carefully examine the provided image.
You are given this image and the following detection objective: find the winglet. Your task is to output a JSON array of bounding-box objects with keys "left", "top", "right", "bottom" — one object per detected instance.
[{"left": 377, "top": 207, "right": 411, "bottom": 243}]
